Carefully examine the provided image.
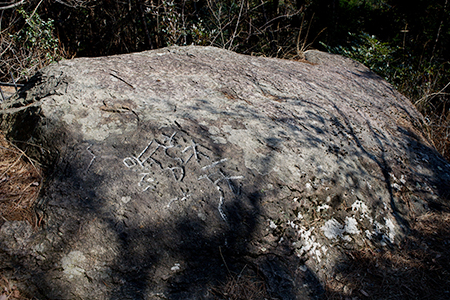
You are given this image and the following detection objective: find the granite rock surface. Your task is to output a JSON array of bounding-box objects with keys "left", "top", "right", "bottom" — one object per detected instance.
[{"left": 1, "top": 46, "right": 449, "bottom": 299}]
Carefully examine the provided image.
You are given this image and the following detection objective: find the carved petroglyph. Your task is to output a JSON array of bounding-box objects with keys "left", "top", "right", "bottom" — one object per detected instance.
[
  {"left": 123, "top": 132, "right": 177, "bottom": 170},
  {"left": 85, "top": 145, "right": 96, "bottom": 174},
  {"left": 138, "top": 173, "right": 155, "bottom": 192},
  {"left": 167, "top": 188, "right": 192, "bottom": 208},
  {"left": 182, "top": 140, "right": 210, "bottom": 164},
  {"left": 123, "top": 130, "right": 242, "bottom": 221},
  {"left": 198, "top": 159, "right": 244, "bottom": 221}
]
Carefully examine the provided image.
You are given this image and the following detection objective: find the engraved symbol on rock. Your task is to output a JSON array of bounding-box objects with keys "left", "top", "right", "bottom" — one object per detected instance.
[
  {"left": 85, "top": 145, "right": 96, "bottom": 174},
  {"left": 198, "top": 159, "right": 243, "bottom": 222},
  {"left": 123, "top": 131, "right": 242, "bottom": 222},
  {"left": 182, "top": 140, "right": 209, "bottom": 164}
]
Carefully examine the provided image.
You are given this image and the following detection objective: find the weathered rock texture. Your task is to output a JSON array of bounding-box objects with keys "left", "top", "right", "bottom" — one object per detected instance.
[{"left": 1, "top": 46, "right": 449, "bottom": 299}]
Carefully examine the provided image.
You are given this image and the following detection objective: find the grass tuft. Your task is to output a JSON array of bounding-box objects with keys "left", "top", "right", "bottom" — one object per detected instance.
[{"left": 0, "top": 132, "right": 42, "bottom": 228}]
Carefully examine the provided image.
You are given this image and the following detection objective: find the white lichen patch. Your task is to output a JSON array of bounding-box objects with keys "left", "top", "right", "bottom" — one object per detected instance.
[
  {"left": 208, "top": 126, "right": 220, "bottom": 135},
  {"left": 317, "top": 204, "right": 330, "bottom": 212},
  {"left": 121, "top": 196, "right": 131, "bottom": 204},
  {"left": 400, "top": 175, "right": 406, "bottom": 184},
  {"left": 342, "top": 235, "right": 352, "bottom": 242},
  {"left": 351, "top": 200, "right": 374, "bottom": 223},
  {"left": 269, "top": 220, "right": 277, "bottom": 229},
  {"left": 61, "top": 251, "right": 86, "bottom": 278},
  {"left": 74, "top": 109, "right": 137, "bottom": 141},
  {"left": 296, "top": 226, "right": 327, "bottom": 262},
  {"left": 320, "top": 218, "right": 344, "bottom": 240},
  {"left": 211, "top": 135, "right": 227, "bottom": 144},
  {"left": 321, "top": 219, "right": 344, "bottom": 240},
  {"left": 384, "top": 217, "right": 396, "bottom": 243},
  {"left": 221, "top": 124, "right": 233, "bottom": 133},
  {"left": 321, "top": 217, "right": 361, "bottom": 240},
  {"left": 389, "top": 172, "right": 397, "bottom": 181},
  {"left": 344, "top": 217, "right": 360, "bottom": 235},
  {"left": 287, "top": 220, "right": 299, "bottom": 229},
  {"left": 390, "top": 172, "right": 407, "bottom": 191},
  {"left": 351, "top": 200, "right": 368, "bottom": 214},
  {"left": 373, "top": 220, "right": 384, "bottom": 235},
  {"left": 392, "top": 183, "right": 402, "bottom": 191},
  {"left": 171, "top": 263, "right": 181, "bottom": 272}
]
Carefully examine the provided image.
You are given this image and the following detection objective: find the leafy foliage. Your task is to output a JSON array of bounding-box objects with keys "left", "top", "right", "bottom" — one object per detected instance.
[
  {"left": 15, "top": 8, "right": 59, "bottom": 59},
  {"left": 0, "top": 2, "right": 62, "bottom": 82},
  {"left": 321, "top": 32, "right": 397, "bottom": 81}
]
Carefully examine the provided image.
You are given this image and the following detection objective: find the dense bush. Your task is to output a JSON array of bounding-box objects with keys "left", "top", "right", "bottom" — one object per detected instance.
[{"left": 0, "top": 1, "right": 63, "bottom": 82}]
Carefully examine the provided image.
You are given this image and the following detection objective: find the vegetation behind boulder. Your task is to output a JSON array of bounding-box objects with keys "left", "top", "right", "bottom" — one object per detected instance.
[{"left": 1, "top": 0, "right": 449, "bottom": 160}]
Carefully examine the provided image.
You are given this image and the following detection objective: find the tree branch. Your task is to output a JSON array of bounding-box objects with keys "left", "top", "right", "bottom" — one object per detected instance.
[{"left": 0, "top": 0, "right": 25, "bottom": 10}]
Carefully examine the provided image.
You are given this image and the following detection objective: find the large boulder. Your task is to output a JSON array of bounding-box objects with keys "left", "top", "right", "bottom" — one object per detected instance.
[{"left": 1, "top": 46, "right": 449, "bottom": 299}]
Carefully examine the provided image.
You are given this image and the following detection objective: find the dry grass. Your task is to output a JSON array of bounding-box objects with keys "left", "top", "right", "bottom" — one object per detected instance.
[
  {"left": 0, "top": 132, "right": 42, "bottom": 227},
  {"left": 325, "top": 212, "right": 450, "bottom": 299},
  {"left": 210, "top": 267, "right": 270, "bottom": 300},
  {"left": 424, "top": 110, "right": 450, "bottom": 162},
  {"left": 0, "top": 275, "right": 30, "bottom": 300}
]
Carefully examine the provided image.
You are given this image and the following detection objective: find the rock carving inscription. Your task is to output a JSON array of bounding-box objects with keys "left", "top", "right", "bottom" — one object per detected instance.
[
  {"left": 85, "top": 145, "right": 96, "bottom": 174},
  {"left": 123, "top": 130, "right": 243, "bottom": 221}
]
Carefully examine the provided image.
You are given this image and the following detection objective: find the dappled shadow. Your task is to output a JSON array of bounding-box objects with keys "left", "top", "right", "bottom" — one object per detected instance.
[
  {"left": 1, "top": 48, "right": 450, "bottom": 300},
  {"left": 0, "top": 115, "right": 325, "bottom": 299}
]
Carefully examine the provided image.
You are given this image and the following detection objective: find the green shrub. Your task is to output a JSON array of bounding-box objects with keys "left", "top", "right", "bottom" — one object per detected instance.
[
  {"left": 321, "top": 32, "right": 397, "bottom": 81},
  {"left": 1, "top": 8, "right": 62, "bottom": 82},
  {"left": 15, "top": 8, "right": 59, "bottom": 58}
]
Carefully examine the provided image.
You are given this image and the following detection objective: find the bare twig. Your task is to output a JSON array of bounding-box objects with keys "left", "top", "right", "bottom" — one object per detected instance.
[
  {"left": 260, "top": 8, "right": 302, "bottom": 31},
  {"left": 9, "top": 71, "right": 19, "bottom": 91},
  {"left": 54, "top": 0, "right": 93, "bottom": 8},
  {"left": 0, "top": 86, "right": 4, "bottom": 102},
  {"left": 227, "top": 0, "right": 245, "bottom": 50},
  {"left": 414, "top": 81, "right": 450, "bottom": 107},
  {"left": 0, "top": 81, "right": 24, "bottom": 87},
  {"left": 219, "top": 246, "right": 231, "bottom": 275},
  {"left": 109, "top": 72, "right": 135, "bottom": 89},
  {"left": 207, "top": 0, "right": 225, "bottom": 47},
  {"left": 0, "top": 0, "right": 25, "bottom": 10},
  {"left": 29, "top": 0, "right": 45, "bottom": 21},
  {"left": 138, "top": 0, "right": 153, "bottom": 49}
]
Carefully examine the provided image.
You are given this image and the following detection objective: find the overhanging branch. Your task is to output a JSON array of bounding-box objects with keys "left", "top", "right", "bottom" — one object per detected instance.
[{"left": 0, "top": 0, "right": 25, "bottom": 10}]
